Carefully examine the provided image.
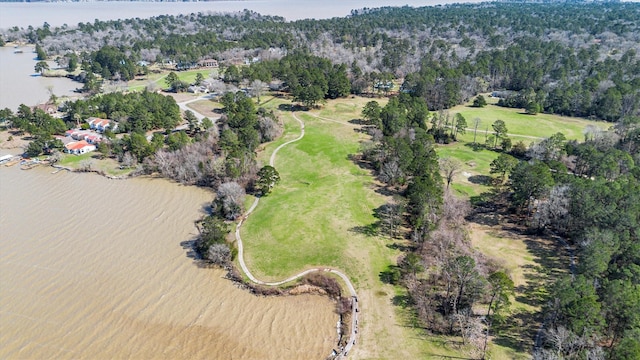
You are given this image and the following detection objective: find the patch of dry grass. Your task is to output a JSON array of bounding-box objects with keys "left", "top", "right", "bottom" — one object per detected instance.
[
  {"left": 469, "top": 223, "right": 570, "bottom": 359},
  {"left": 186, "top": 99, "right": 223, "bottom": 120}
]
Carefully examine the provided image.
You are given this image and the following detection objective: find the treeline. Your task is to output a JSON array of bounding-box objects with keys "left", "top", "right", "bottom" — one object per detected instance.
[
  {"left": 0, "top": 105, "right": 66, "bottom": 157},
  {"left": 358, "top": 95, "right": 514, "bottom": 358},
  {"left": 4, "top": 3, "right": 639, "bottom": 120},
  {"left": 244, "top": 52, "right": 350, "bottom": 107},
  {"left": 358, "top": 90, "right": 639, "bottom": 358},
  {"left": 471, "top": 115, "right": 640, "bottom": 358},
  {"left": 62, "top": 91, "right": 181, "bottom": 133},
  {"left": 148, "top": 92, "right": 282, "bottom": 263}
]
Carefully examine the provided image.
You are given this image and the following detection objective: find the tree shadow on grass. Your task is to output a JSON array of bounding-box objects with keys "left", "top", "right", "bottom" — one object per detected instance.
[
  {"left": 349, "top": 224, "right": 378, "bottom": 237},
  {"left": 386, "top": 242, "right": 415, "bottom": 252},
  {"left": 348, "top": 118, "right": 368, "bottom": 125},
  {"left": 463, "top": 142, "right": 487, "bottom": 152},
  {"left": 469, "top": 212, "right": 500, "bottom": 226},
  {"left": 486, "top": 226, "right": 571, "bottom": 353},
  {"left": 347, "top": 153, "right": 375, "bottom": 172},
  {"left": 493, "top": 308, "right": 540, "bottom": 352},
  {"left": 278, "top": 103, "right": 307, "bottom": 112},
  {"left": 392, "top": 294, "right": 413, "bottom": 308},
  {"left": 379, "top": 265, "right": 401, "bottom": 284},
  {"left": 468, "top": 175, "right": 494, "bottom": 186},
  {"left": 373, "top": 186, "right": 398, "bottom": 197}
]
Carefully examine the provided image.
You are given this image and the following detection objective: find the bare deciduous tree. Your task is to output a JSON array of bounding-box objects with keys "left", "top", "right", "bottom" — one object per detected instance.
[
  {"left": 472, "top": 117, "right": 482, "bottom": 145},
  {"left": 121, "top": 152, "right": 136, "bottom": 168},
  {"left": 375, "top": 199, "right": 406, "bottom": 238},
  {"left": 214, "top": 181, "right": 246, "bottom": 220},
  {"left": 439, "top": 157, "right": 462, "bottom": 189},
  {"left": 207, "top": 243, "right": 231, "bottom": 265},
  {"left": 257, "top": 114, "right": 282, "bottom": 142},
  {"left": 533, "top": 184, "right": 571, "bottom": 233},
  {"left": 249, "top": 79, "right": 268, "bottom": 103},
  {"left": 379, "top": 157, "right": 404, "bottom": 186},
  {"left": 79, "top": 159, "right": 94, "bottom": 172}
]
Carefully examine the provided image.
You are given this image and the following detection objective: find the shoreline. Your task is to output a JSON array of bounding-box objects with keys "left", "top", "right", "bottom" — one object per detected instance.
[
  {"left": 0, "top": 73, "right": 360, "bottom": 357},
  {"left": 37, "top": 158, "right": 355, "bottom": 357}
]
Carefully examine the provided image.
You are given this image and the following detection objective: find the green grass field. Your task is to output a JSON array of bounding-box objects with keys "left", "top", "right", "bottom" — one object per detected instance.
[
  {"left": 239, "top": 97, "right": 480, "bottom": 358},
  {"left": 437, "top": 96, "right": 609, "bottom": 197},
  {"left": 240, "top": 110, "right": 385, "bottom": 280},
  {"left": 437, "top": 142, "right": 499, "bottom": 198},
  {"left": 127, "top": 68, "right": 218, "bottom": 92},
  {"left": 228, "top": 94, "right": 596, "bottom": 359},
  {"left": 126, "top": 72, "right": 168, "bottom": 92},
  {"left": 58, "top": 152, "right": 132, "bottom": 176},
  {"left": 450, "top": 97, "right": 610, "bottom": 141},
  {"left": 175, "top": 68, "right": 218, "bottom": 85}
]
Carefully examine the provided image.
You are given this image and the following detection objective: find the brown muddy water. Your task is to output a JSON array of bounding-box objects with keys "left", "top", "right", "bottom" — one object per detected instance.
[{"left": 0, "top": 166, "right": 336, "bottom": 359}]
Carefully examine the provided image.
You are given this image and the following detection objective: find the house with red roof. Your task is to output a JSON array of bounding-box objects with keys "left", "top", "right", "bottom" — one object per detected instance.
[
  {"left": 64, "top": 140, "right": 96, "bottom": 155},
  {"left": 86, "top": 117, "right": 118, "bottom": 133}
]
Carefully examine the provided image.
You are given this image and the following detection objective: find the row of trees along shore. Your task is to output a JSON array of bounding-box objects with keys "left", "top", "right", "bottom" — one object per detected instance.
[{"left": 0, "top": 2, "right": 638, "bottom": 358}]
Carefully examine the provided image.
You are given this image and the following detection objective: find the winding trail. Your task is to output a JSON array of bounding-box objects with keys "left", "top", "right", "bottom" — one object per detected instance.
[{"left": 234, "top": 112, "right": 359, "bottom": 358}]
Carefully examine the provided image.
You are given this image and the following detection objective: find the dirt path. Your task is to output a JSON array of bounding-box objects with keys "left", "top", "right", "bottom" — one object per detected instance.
[
  {"left": 307, "top": 112, "right": 359, "bottom": 128},
  {"left": 464, "top": 127, "right": 544, "bottom": 140},
  {"left": 234, "top": 112, "right": 359, "bottom": 358}
]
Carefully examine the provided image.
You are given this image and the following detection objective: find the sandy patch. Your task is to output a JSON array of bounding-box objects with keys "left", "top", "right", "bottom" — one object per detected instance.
[{"left": 0, "top": 130, "right": 28, "bottom": 151}]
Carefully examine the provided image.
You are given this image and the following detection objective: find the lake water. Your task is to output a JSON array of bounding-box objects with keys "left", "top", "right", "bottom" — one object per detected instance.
[
  {"left": 0, "top": 46, "right": 80, "bottom": 112},
  {"left": 0, "top": 165, "right": 336, "bottom": 359},
  {"left": 0, "top": 0, "right": 484, "bottom": 111},
  {"left": 0, "top": 2, "right": 477, "bottom": 358}
]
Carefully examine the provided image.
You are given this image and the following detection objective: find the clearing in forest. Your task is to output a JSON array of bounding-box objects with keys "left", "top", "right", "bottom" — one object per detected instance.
[
  {"left": 438, "top": 98, "right": 592, "bottom": 358},
  {"left": 438, "top": 98, "right": 609, "bottom": 198},
  {"left": 239, "top": 97, "right": 462, "bottom": 359},
  {"left": 449, "top": 96, "right": 610, "bottom": 141}
]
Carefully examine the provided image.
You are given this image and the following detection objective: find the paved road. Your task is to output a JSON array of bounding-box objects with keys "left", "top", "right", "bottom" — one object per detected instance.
[
  {"left": 177, "top": 94, "right": 215, "bottom": 122},
  {"left": 234, "top": 112, "right": 359, "bottom": 359}
]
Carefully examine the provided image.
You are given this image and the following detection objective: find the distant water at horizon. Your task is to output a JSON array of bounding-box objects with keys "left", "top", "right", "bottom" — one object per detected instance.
[
  {"left": 0, "top": 0, "right": 486, "bottom": 111},
  {"left": 0, "top": 0, "right": 486, "bottom": 29}
]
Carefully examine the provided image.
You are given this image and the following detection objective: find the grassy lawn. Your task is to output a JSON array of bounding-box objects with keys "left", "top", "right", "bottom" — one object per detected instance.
[
  {"left": 446, "top": 98, "right": 588, "bottom": 358},
  {"left": 127, "top": 68, "right": 218, "bottom": 92},
  {"left": 437, "top": 96, "right": 610, "bottom": 197},
  {"left": 236, "top": 94, "right": 589, "bottom": 359},
  {"left": 240, "top": 111, "right": 384, "bottom": 279},
  {"left": 436, "top": 142, "right": 499, "bottom": 198},
  {"left": 240, "top": 96, "right": 474, "bottom": 358},
  {"left": 58, "top": 152, "right": 132, "bottom": 176},
  {"left": 450, "top": 99, "right": 610, "bottom": 141},
  {"left": 127, "top": 72, "right": 169, "bottom": 92},
  {"left": 315, "top": 96, "right": 389, "bottom": 122},
  {"left": 470, "top": 224, "right": 569, "bottom": 360},
  {"left": 175, "top": 68, "right": 218, "bottom": 85}
]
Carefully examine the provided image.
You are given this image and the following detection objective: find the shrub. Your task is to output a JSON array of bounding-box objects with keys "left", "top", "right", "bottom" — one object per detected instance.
[
  {"left": 472, "top": 95, "right": 487, "bottom": 107},
  {"left": 303, "top": 273, "right": 341, "bottom": 298},
  {"left": 206, "top": 243, "right": 231, "bottom": 265}
]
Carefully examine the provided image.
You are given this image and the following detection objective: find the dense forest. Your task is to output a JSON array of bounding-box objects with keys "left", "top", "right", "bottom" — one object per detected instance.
[
  {"left": 1, "top": 2, "right": 639, "bottom": 358},
  {"left": 3, "top": 2, "right": 639, "bottom": 120}
]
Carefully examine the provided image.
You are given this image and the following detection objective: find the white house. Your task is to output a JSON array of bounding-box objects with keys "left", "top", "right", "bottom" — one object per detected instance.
[
  {"left": 64, "top": 140, "right": 96, "bottom": 155},
  {"left": 86, "top": 117, "right": 117, "bottom": 133}
]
